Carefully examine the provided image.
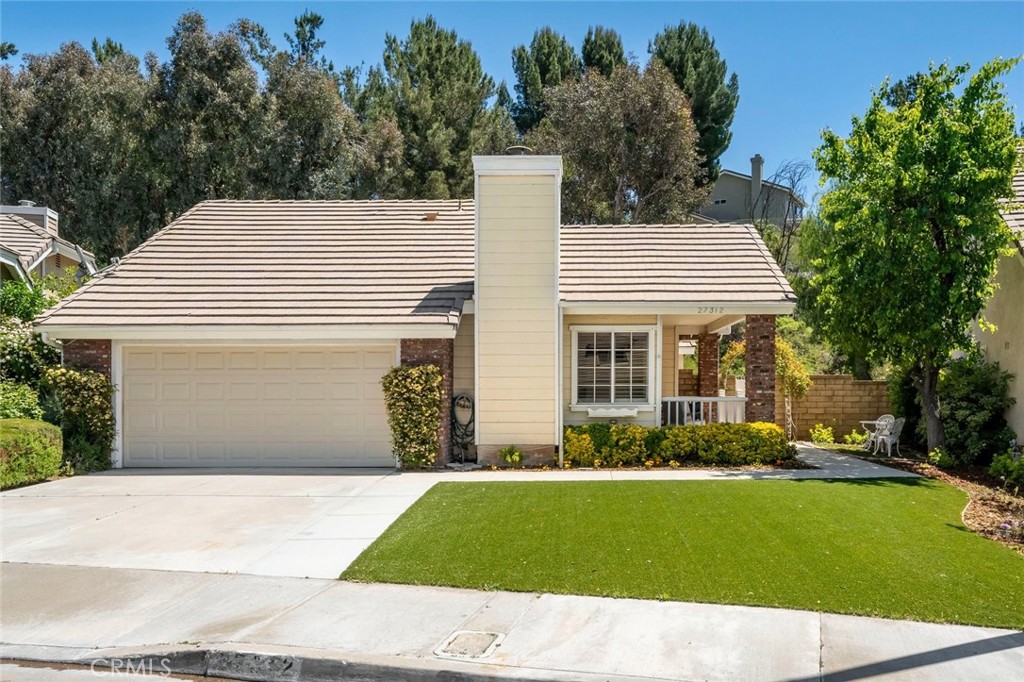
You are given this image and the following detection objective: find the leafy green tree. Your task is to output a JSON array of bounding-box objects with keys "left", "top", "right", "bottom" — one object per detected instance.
[
  {"left": 0, "top": 42, "right": 156, "bottom": 259},
  {"left": 236, "top": 13, "right": 358, "bottom": 199},
  {"left": 650, "top": 22, "right": 739, "bottom": 183},
  {"left": 360, "top": 16, "right": 514, "bottom": 198},
  {"left": 813, "top": 59, "right": 1020, "bottom": 453},
  {"left": 91, "top": 38, "right": 125, "bottom": 64},
  {"left": 528, "top": 60, "right": 708, "bottom": 223},
  {"left": 582, "top": 26, "right": 626, "bottom": 77},
  {"left": 510, "top": 27, "right": 582, "bottom": 134},
  {"left": 149, "top": 12, "right": 273, "bottom": 216}
]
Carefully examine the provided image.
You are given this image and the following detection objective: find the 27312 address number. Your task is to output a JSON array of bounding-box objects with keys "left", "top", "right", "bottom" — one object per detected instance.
[{"left": 696, "top": 306, "right": 725, "bottom": 314}]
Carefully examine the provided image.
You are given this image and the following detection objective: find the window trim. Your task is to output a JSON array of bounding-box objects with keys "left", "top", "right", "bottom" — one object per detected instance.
[{"left": 569, "top": 325, "right": 657, "bottom": 411}]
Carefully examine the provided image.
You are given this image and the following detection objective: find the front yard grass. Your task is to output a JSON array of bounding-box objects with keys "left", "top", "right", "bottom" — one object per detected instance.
[{"left": 342, "top": 478, "right": 1024, "bottom": 629}]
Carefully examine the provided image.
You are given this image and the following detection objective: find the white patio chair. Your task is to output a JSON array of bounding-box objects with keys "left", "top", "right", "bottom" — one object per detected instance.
[
  {"left": 874, "top": 417, "right": 905, "bottom": 457},
  {"left": 865, "top": 414, "right": 895, "bottom": 452}
]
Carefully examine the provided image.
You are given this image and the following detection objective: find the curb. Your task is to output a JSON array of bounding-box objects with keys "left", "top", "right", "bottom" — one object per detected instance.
[{"left": 4, "top": 644, "right": 655, "bottom": 682}]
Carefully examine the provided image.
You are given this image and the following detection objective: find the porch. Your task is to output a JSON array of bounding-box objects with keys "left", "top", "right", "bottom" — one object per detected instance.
[{"left": 562, "top": 311, "right": 779, "bottom": 429}]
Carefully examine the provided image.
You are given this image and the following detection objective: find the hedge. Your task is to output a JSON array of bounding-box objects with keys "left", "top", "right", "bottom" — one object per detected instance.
[
  {"left": 0, "top": 381, "right": 43, "bottom": 420},
  {"left": 0, "top": 418, "right": 63, "bottom": 489},
  {"left": 563, "top": 422, "right": 794, "bottom": 467},
  {"left": 381, "top": 364, "right": 442, "bottom": 468}
]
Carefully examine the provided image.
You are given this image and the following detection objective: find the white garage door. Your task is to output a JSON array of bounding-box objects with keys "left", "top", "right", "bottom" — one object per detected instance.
[{"left": 122, "top": 345, "right": 395, "bottom": 467}]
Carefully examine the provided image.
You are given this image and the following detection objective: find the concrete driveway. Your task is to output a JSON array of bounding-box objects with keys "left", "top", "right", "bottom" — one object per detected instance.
[{"left": 0, "top": 469, "right": 436, "bottom": 579}]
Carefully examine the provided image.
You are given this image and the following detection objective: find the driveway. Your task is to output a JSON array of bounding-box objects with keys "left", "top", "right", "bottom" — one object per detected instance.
[{"left": 0, "top": 469, "right": 436, "bottom": 579}]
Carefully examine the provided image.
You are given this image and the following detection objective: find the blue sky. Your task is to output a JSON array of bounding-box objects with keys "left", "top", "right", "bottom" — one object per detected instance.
[{"left": 2, "top": 1, "right": 1022, "bottom": 200}]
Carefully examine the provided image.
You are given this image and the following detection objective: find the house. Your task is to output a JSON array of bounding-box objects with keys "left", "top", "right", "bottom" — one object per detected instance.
[
  {"left": 698, "top": 154, "right": 806, "bottom": 227},
  {"left": 0, "top": 202, "right": 97, "bottom": 283},
  {"left": 34, "top": 155, "right": 795, "bottom": 468},
  {"left": 975, "top": 165, "right": 1024, "bottom": 439}
]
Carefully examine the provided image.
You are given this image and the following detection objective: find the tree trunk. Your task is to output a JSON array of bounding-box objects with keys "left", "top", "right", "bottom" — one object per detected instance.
[
  {"left": 916, "top": 362, "right": 945, "bottom": 454},
  {"left": 850, "top": 353, "right": 871, "bottom": 380}
]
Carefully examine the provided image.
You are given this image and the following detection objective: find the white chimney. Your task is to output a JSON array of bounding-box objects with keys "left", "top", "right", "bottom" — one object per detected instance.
[
  {"left": 471, "top": 154, "right": 563, "bottom": 463},
  {"left": 750, "top": 154, "right": 764, "bottom": 213}
]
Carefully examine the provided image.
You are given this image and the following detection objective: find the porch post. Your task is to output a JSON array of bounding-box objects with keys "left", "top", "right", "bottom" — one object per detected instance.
[{"left": 744, "top": 315, "right": 777, "bottom": 423}]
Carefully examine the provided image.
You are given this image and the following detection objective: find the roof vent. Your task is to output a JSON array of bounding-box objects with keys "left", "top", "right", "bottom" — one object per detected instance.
[
  {"left": 423, "top": 211, "right": 439, "bottom": 221},
  {"left": 505, "top": 145, "right": 533, "bottom": 156},
  {"left": 18, "top": 199, "right": 37, "bottom": 207}
]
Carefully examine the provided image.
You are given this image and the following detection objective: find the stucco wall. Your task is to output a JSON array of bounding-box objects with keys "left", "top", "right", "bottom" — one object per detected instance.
[{"left": 978, "top": 252, "right": 1024, "bottom": 439}]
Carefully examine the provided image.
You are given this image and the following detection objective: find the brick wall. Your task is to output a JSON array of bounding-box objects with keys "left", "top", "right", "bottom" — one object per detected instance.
[
  {"left": 400, "top": 338, "right": 454, "bottom": 466},
  {"left": 678, "top": 370, "right": 698, "bottom": 395},
  {"left": 697, "top": 333, "right": 719, "bottom": 397},
  {"left": 745, "top": 315, "right": 776, "bottom": 423},
  {"left": 62, "top": 339, "right": 112, "bottom": 378},
  {"left": 775, "top": 374, "right": 890, "bottom": 440}
]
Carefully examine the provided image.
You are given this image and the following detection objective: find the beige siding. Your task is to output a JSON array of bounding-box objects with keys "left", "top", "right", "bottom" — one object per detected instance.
[
  {"left": 563, "top": 314, "right": 660, "bottom": 427},
  {"left": 979, "top": 253, "right": 1024, "bottom": 437},
  {"left": 476, "top": 175, "right": 558, "bottom": 447},
  {"left": 454, "top": 313, "right": 474, "bottom": 397},
  {"left": 662, "top": 325, "right": 678, "bottom": 398}
]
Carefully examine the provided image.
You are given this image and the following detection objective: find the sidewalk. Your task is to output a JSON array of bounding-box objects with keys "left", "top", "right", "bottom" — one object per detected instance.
[{"left": 2, "top": 562, "right": 1020, "bottom": 682}]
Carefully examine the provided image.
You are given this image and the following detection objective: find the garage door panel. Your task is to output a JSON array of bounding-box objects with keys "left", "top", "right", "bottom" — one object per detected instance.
[{"left": 123, "top": 345, "right": 395, "bottom": 467}]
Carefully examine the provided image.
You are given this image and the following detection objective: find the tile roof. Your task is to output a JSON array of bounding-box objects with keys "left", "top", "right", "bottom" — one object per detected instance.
[
  {"left": 36, "top": 199, "right": 795, "bottom": 332},
  {"left": 1, "top": 214, "right": 55, "bottom": 271},
  {"left": 0, "top": 213, "right": 95, "bottom": 274}
]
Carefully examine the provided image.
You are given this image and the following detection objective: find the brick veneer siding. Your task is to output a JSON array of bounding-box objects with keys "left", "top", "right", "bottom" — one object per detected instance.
[
  {"left": 745, "top": 315, "right": 776, "bottom": 423},
  {"left": 776, "top": 375, "right": 890, "bottom": 441},
  {"left": 400, "top": 339, "right": 454, "bottom": 466},
  {"left": 62, "top": 339, "right": 112, "bottom": 379}
]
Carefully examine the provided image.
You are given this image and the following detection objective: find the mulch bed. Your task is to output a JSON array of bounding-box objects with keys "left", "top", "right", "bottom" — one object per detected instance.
[{"left": 850, "top": 452, "right": 1024, "bottom": 555}]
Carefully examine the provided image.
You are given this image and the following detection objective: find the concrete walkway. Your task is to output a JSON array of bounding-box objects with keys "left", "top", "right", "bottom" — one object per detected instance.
[{"left": 1, "top": 563, "right": 1020, "bottom": 682}]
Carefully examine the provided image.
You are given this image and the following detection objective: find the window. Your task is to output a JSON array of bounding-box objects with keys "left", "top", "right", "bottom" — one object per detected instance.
[
  {"left": 713, "top": 198, "right": 727, "bottom": 205},
  {"left": 573, "top": 329, "right": 652, "bottom": 405}
]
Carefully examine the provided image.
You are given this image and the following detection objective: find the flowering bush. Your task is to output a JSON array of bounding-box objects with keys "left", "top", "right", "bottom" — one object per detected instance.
[
  {"left": 0, "top": 317, "right": 60, "bottom": 388},
  {"left": 381, "top": 364, "right": 442, "bottom": 469},
  {"left": 42, "top": 367, "right": 115, "bottom": 472},
  {"left": 0, "top": 382, "right": 44, "bottom": 420},
  {"left": 563, "top": 422, "right": 794, "bottom": 467}
]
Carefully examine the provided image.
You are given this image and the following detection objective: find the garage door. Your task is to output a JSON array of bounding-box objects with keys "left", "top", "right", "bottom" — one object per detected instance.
[{"left": 122, "top": 345, "right": 395, "bottom": 467}]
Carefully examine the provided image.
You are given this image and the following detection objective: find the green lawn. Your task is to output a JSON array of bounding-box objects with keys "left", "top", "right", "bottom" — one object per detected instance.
[{"left": 342, "top": 478, "right": 1024, "bottom": 629}]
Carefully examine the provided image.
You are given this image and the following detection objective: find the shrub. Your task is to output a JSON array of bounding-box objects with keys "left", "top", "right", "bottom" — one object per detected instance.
[
  {"left": 809, "top": 423, "right": 834, "bottom": 444},
  {"left": 562, "top": 422, "right": 794, "bottom": 467},
  {"left": 928, "top": 447, "right": 956, "bottom": 469},
  {"left": 720, "top": 336, "right": 812, "bottom": 399},
  {"left": 0, "top": 381, "right": 43, "bottom": 420},
  {"left": 499, "top": 444, "right": 523, "bottom": 467},
  {"left": 381, "top": 364, "right": 442, "bottom": 469},
  {"left": 0, "top": 317, "right": 60, "bottom": 388},
  {"left": 935, "top": 352, "right": 1015, "bottom": 466},
  {"left": 42, "top": 367, "right": 115, "bottom": 472},
  {"left": 989, "top": 451, "right": 1024, "bottom": 491},
  {"left": 0, "top": 418, "right": 62, "bottom": 489},
  {"left": 842, "top": 429, "right": 869, "bottom": 446},
  {"left": 563, "top": 428, "right": 596, "bottom": 466}
]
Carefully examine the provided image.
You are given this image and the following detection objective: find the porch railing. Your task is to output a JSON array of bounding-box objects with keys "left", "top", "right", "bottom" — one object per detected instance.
[{"left": 661, "top": 396, "right": 747, "bottom": 426}]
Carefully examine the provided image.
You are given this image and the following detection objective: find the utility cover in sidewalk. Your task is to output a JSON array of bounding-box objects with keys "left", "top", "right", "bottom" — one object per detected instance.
[{"left": 435, "top": 630, "right": 504, "bottom": 660}]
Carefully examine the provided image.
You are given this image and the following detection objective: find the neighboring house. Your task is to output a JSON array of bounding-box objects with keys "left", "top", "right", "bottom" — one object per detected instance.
[
  {"left": 975, "top": 166, "right": 1024, "bottom": 439},
  {"left": 35, "top": 155, "right": 795, "bottom": 468},
  {"left": 0, "top": 202, "right": 97, "bottom": 283},
  {"left": 698, "top": 154, "right": 806, "bottom": 226}
]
